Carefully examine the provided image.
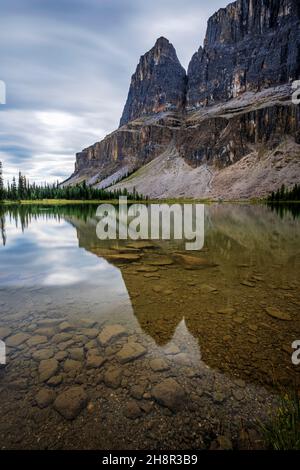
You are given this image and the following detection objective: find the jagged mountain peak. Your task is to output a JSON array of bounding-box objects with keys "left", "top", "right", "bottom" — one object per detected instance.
[
  {"left": 187, "top": 0, "right": 300, "bottom": 108},
  {"left": 154, "top": 36, "right": 170, "bottom": 47},
  {"left": 204, "top": 0, "right": 298, "bottom": 46},
  {"left": 119, "top": 38, "right": 186, "bottom": 127}
]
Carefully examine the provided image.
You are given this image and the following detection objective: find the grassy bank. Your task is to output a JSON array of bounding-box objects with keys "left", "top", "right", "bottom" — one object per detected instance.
[
  {"left": 1, "top": 198, "right": 300, "bottom": 206},
  {"left": 0, "top": 198, "right": 216, "bottom": 205},
  {"left": 260, "top": 392, "right": 300, "bottom": 450}
]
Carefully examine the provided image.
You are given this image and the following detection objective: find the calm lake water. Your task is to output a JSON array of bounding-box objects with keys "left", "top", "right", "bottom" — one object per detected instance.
[{"left": 0, "top": 203, "right": 299, "bottom": 449}]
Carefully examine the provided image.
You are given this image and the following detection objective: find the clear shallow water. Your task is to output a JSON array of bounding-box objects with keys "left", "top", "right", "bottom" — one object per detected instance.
[{"left": 0, "top": 203, "right": 299, "bottom": 449}]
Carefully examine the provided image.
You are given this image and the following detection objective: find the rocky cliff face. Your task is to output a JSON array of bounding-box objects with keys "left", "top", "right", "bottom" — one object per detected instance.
[
  {"left": 120, "top": 37, "right": 187, "bottom": 127},
  {"left": 66, "top": 0, "right": 300, "bottom": 199},
  {"left": 187, "top": 0, "right": 300, "bottom": 108}
]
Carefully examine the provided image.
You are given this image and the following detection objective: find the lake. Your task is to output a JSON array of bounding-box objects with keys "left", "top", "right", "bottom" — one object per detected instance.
[{"left": 0, "top": 203, "right": 299, "bottom": 449}]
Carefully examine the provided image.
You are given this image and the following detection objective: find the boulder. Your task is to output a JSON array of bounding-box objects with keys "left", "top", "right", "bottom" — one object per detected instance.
[
  {"left": 152, "top": 378, "right": 185, "bottom": 411},
  {"left": 54, "top": 386, "right": 88, "bottom": 420}
]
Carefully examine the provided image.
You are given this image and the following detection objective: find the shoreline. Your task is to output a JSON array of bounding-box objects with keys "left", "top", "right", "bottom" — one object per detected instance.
[{"left": 0, "top": 198, "right": 300, "bottom": 206}]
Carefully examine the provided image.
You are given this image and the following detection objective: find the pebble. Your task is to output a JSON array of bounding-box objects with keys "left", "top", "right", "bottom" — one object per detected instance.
[{"left": 124, "top": 401, "right": 142, "bottom": 419}]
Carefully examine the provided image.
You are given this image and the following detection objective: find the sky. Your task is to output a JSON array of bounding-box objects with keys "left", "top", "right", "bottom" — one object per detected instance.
[{"left": 0, "top": 0, "right": 226, "bottom": 184}]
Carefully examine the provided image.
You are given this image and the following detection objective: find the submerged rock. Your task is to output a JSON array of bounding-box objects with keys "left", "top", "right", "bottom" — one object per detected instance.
[
  {"left": 36, "top": 389, "right": 56, "bottom": 408},
  {"left": 105, "top": 254, "right": 141, "bottom": 263},
  {"left": 39, "top": 358, "right": 59, "bottom": 382},
  {"left": 152, "top": 378, "right": 185, "bottom": 411},
  {"left": 27, "top": 335, "right": 48, "bottom": 347},
  {"left": 86, "top": 351, "right": 106, "bottom": 369},
  {"left": 47, "top": 375, "right": 63, "bottom": 387},
  {"left": 127, "top": 241, "right": 157, "bottom": 250},
  {"left": 63, "top": 359, "right": 82, "bottom": 373},
  {"left": 98, "top": 324, "right": 127, "bottom": 346},
  {"left": 149, "top": 358, "right": 169, "bottom": 372},
  {"left": 52, "top": 333, "right": 73, "bottom": 344},
  {"left": 265, "top": 307, "right": 292, "bottom": 321},
  {"left": 136, "top": 266, "right": 159, "bottom": 273},
  {"left": 174, "top": 253, "right": 217, "bottom": 269},
  {"left": 0, "top": 327, "right": 12, "bottom": 339},
  {"left": 58, "top": 321, "right": 73, "bottom": 332},
  {"left": 200, "top": 284, "right": 218, "bottom": 293},
  {"left": 104, "top": 367, "right": 123, "bottom": 389},
  {"left": 217, "top": 307, "right": 236, "bottom": 315},
  {"left": 82, "top": 328, "right": 99, "bottom": 339},
  {"left": 32, "top": 348, "right": 55, "bottom": 361},
  {"left": 241, "top": 280, "right": 256, "bottom": 288},
  {"left": 6, "top": 333, "right": 30, "bottom": 347},
  {"left": 116, "top": 342, "right": 147, "bottom": 363},
  {"left": 124, "top": 400, "right": 142, "bottom": 419},
  {"left": 54, "top": 386, "right": 88, "bottom": 420},
  {"left": 69, "top": 348, "right": 85, "bottom": 361},
  {"left": 164, "top": 344, "right": 180, "bottom": 355}
]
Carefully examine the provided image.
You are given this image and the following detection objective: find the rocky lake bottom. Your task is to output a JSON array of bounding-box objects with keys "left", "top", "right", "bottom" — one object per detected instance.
[{"left": 0, "top": 203, "right": 299, "bottom": 449}]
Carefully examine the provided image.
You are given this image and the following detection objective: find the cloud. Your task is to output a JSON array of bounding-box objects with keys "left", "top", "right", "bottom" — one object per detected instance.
[{"left": 0, "top": 0, "right": 226, "bottom": 183}]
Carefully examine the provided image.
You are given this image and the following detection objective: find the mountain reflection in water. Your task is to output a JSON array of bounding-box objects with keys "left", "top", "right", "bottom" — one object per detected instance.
[{"left": 1, "top": 203, "right": 299, "bottom": 389}]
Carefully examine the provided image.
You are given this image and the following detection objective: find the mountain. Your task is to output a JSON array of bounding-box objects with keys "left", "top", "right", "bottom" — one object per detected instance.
[
  {"left": 120, "top": 37, "right": 187, "bottom": 126},
  {"left": 64, "top": 0, "right": 300, "bottom": 199},
  {"left": 187, "top": 0, "right": 300, "bottom": 108}
]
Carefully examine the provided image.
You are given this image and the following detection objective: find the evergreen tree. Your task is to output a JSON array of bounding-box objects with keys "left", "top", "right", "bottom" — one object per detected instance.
[
  {"left": 11, "top": 177, "right": 17, "bottom": 200},
  {"left": 0, "top": 161, "right": 4, "bottom": 201}
]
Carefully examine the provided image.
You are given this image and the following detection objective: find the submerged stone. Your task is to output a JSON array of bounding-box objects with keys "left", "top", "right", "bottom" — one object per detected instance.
[
  {"left": 105, "top": 254, "right": 141, "bottom": 263},
  {"left": 149, "top": 358, "right": 169, "bottom": 372},
  {"left": 217, "top": 307, "right": 236, "bottom": 315},
  {"left": 241, "top": 280, "right": 256, "bottom": 288},
  {"left": 27, "top": 335, "right": 48, "bottom": 347},
  {"left": 152, "top": 378, "right": 185, "bottom": 411},
  {"left": 63, "top": 359, "right": 82, "bottom": 373},
  {"left": 265, "top": 307, "right": 292, "bottom": 321},
  {"left": 0, "top": 327, "right": 12, "bottom": 339},
  {"left": 86, "top": 352, "right": 106, "bottom": 369},
  {"left": 69, "top": 348, "right": 85, "bottom": 361},
  {"left": 116, "top": 342, "right": 147, "bottom": 363},
  {"left": 39, "top": 358, "right": 59, "bottom": 382},
  {"left": 6, "top": 333, "right": 30, "bottom": 347},
  {"left": 36, "top": 389, "right": 56, "bottom": 408},
  {"left": 104, "top": 367, "right": 123, "bottom": 388},
  {"left": 32, "top": 348, "right": 55, "bottom": 361},
  {"left": 54, "top": 386, "right": 88, "bottom": 420},
  {"left": 124, "top": 400, "right": 142, "bottom": 419},
  {"left": 98, "top": 324, "right": 127, "bottom": 346}
]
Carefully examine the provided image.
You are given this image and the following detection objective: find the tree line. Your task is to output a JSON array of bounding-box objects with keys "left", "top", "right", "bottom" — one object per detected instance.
[
  {"left": 0, "top": 162, "right": 146, "bottom": 201},
  {"left": 267, "top": 184, "right": 300, "bottom": 202}
]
